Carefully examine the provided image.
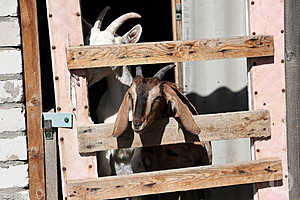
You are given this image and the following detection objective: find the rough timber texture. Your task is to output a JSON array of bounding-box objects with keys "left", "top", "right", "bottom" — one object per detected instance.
[
  {"left": 285, "top": 0, "right": 300, "bottom": 199},
  {"left": 68, "top": 158, "right": 282, "bottom": 200},
  {"left": 46, "top": 0, "right": 97, "bottom": 198},
  {"left": 67, "top": 35, "right": 274, "bottom": 69},
  {"left": 19, "top": 0, "right": 46, "bottom": 199},
  {"left": 78, "top": 110, "right": 271, "bottom": 153}
]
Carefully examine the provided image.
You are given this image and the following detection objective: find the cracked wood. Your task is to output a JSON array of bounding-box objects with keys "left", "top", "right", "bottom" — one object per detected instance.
[
  {"left": 78, "top": 110, "right": 271, "bottom": 153},
  {"left": 67, "top": 35, "right": 274, "bottom": 69},
  {"left": 67, "top": 158, "right": 282, "bottom": 200}
]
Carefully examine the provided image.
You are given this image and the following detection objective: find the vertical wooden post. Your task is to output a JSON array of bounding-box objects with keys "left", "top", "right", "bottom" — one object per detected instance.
[
  {"left": 45, "top": 0, "right": 98, "bottom": 198},
  {"left": 171, "top": 0, "right": 183, "bottom": 89},
  {"left": 284, "top": 0, "right": 300, "bottom": 199},
  {"left": 19, "top": 0, "right": 46, "bottom": 199}
]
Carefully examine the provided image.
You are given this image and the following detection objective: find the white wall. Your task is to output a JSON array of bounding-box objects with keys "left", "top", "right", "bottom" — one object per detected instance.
[
  {"left": 0, "top": 0, "right": 29, "bottom": 199},
  {"left": 182, "top": 0, "right": 253, "bottom": 199}
]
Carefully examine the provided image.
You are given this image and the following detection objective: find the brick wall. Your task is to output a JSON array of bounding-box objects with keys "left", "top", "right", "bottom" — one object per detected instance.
[{"left": 0, "top": 0, "right": 29, "bottom": 199}]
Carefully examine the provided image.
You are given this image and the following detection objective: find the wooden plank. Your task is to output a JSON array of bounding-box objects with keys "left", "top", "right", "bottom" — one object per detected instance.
[
  {"left": 45, "top": 0, "right": 98, "bottom": 198},
  {"left": 285, "top": 0, "right": 300, "bottom": 199},
  {"left": 67, "top": 158, "right": 282, "bottom": 200},
  {"left": 248, "top": 1, "right": 289, "bottom": 200},
  {"left": 78, "top": 110, "right": 270, "bottom": 153},
  {"left": 171, "top": 0, "right": 183, "bottom": 88},
  {"left": 19, "top": 0, "right": 45, "bottom": 199},
  {"left": 67, "top": 35, "right": 274, "bottom": 69}
]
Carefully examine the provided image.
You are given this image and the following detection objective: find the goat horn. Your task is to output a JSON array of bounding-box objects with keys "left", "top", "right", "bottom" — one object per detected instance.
[
  {"left": 96, "top": 6, "right": 111, "bottom": 29},
  {"left": 136, "top": 66, "right": 143, "bottom": 77},
  {"left": 153, "top": 64, "right": 176, "bottom": 80},
  {"left": 106, "top": 12, "right": 141, "bottom": 34}
]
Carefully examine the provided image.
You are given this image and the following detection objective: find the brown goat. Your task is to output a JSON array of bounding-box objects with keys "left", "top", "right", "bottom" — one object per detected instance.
[
  {"left": 112, "top": 64, "right": 212, "bottom": 199},
  {"left": 113, "top": 64, "right": 201, "bottom": 137}
]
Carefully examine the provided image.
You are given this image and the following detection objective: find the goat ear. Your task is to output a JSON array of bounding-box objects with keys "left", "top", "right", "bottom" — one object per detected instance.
[
  {"left": 112, "top": 92, "right": 130, "bottom": 137},
  {"left": 121, "top": 24, "right": 142, "bottom": 44},
  {"left": 163, "top": 83, "right": 201, "bottom": 135}
]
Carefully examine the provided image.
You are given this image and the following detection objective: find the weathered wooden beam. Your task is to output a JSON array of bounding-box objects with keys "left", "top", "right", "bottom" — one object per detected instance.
[
  {"left": 67, "top": 35, "right": 274, "bottom": 69},
  {"left": 19, "top": 0, "right": 46, "bottom": 199},
  {"left": 78, "top": 110, "right": 270, "bottom": 153},
  {"left": 67, "top": 158, "right": 282, "bottom": 200}
]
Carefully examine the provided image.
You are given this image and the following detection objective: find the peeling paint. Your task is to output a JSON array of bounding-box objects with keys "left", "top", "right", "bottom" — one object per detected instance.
[{"left": 0, "top": 80, "right": 23, "bottom": 103}]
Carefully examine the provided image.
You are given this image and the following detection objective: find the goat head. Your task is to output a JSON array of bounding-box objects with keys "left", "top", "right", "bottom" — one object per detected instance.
[{"left": 113, "top": 64, "right": 201, "bottom": 137}]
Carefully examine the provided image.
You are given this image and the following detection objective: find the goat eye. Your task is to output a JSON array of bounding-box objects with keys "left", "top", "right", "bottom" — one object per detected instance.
[{"left": 128, "top": 93, "right": 132, "bottom": 98}]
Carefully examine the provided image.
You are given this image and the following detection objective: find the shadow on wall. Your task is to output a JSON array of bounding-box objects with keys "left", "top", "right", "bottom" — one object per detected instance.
[
  {"left": 186, "top": 86, "right": 253, "bottom": 200},
  {"left": 186, "top": 86, "right": 248, "bottom": 115}
]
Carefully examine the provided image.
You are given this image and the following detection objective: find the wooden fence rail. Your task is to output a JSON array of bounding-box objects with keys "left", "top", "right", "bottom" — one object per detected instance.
[
  {"left": 78, "top": 110, "right": 271, "bottom": 153},
  {"left": 67, "top": 35, "right": 274, "bottom": 69},
  {"left": 67, "top": 158, "right": 282, "bottom": 200}
]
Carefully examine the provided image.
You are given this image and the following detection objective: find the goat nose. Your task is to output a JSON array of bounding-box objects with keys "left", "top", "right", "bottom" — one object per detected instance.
[{"left": 133, "top": 120, "right": 142, "bottom": 127}]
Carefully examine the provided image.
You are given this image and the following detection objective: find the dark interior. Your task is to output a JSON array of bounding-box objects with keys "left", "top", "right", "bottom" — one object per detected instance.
[{"left": 80, "top": 0, "right": 174, "bottom": 122}]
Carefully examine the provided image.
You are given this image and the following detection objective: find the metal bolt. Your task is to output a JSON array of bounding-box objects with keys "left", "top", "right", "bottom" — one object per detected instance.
[
  {"left": 251, "top": 1, "right": 255, "bottom": 5},
  {"left": 88, "top": 164, "right": 93, "bottom": 169},
  {"left": 252, "top": 32, "right": 256, "bottom": 35},
  {"left": 49, "top": 13, "right": 53, "bottom": 18},
  {"left": 76, "top": 12, "right": 81, "bottom": 16},
  {"left": 52, "top": 45, "right": 56, "bottom": 50},
  {"left": 281, "top": 59, "right": 285, "bottom": 63},
  {"left": 64, "top": 117, "right": 69, "bottom": 123},
  {"left": 55, "top": 76, "right": 59, "bottom": 80},
  {"left": 254, "top": 91, "right": 258, "bottom": 95},
  {"left": 60, "top": 137, "right": 64, "bottom": 142},
  {"left": 57, "top": 106, "right": 62, "bottom": 111},
  {"left": 84, "top": 105, "right": 88, "bottom": 109}
]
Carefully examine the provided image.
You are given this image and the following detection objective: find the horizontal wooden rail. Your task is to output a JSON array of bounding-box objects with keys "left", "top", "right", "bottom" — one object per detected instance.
[
  {"left": 78, "top": 110, "right": 270, "bottom": 153},
  {"left": 67, "top": 35, "right": 274, "bottom": 69},
  {"left": 67, "top": 158, "right": 282, "bottom": 200}
]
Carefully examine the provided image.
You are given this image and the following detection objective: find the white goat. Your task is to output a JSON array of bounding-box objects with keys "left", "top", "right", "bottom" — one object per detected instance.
[
  {"left": 113, "top": 64, "right": 212, "bottom": 200},
  {"left": 86, "top": 7, "right": 145, "bottom": 183},
  {"left": 87, "top": 7, "right": 142, "bottom": 123}
]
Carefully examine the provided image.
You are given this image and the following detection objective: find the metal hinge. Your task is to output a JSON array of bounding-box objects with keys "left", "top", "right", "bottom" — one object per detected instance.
[
  {"left": 42, "top": 112, "right": 73, "bottom": 140},
  {"left": 176, "top": 3, "right": 182, "bottom": 21}
]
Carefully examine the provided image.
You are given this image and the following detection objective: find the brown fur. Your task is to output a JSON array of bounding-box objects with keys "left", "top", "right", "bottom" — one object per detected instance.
[{"left": 113, "top": 77, "right": 201, "bottom": 137}]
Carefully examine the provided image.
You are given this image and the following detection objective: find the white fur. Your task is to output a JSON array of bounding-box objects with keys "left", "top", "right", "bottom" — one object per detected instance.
[{"left": 87, "top": 12, "right": 144, "bottom": 183}]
